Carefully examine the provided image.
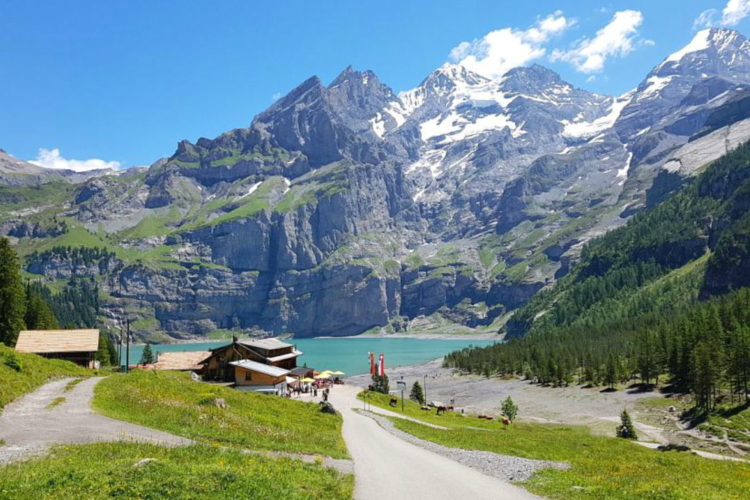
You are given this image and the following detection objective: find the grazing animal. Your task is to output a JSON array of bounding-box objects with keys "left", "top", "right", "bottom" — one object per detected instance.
[
  {"left": 389, "top": 397, "right": 398, "bottom": 407},
  {"left": 421, "top": 405, "right": 431, "bottom": 411},
  {"left": 436, "top": 405, "right": 447, "bottom": 415},
  {"left": 501, "top": 416, "right": 511, "bottom": 427}
]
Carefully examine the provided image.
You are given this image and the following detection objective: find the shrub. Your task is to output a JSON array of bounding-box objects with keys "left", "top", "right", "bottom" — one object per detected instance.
[
  {"left": 617, "top": 409, "right": 638, "bottom": 439},
  {"left": 501, "top": 396, "right": 518, "bottom": 423},
  {"left": 4, "top": 352, "right": 22, "bottom": 372},
  {"left": 410, "top": 381, "right": 425, "bottom": 405}
]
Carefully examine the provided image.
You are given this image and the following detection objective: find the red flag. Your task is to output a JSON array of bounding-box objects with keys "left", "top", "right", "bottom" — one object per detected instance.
[
  {"left": 379, "top": 353, "right": 385, "bottom": 377},
  {"left": 369, "top": 352, "right": 376, "bottom": 376}
]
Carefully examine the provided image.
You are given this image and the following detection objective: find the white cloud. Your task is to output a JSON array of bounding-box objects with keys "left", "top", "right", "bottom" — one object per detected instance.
[
  {"left": 723, "top": 0, "right": 750, "bottom": 24},
  {"left": 550, "top": 10, "right": 649, "bottom": 74},
  {"left": 29, "top": 148, "right": 121, "bottom": 172},
  {"left": 449, "top": 11, "right": 573, "bottom": 79},
  {"left": 695, "top": 0, "right": 750, "bottom": 28},
  {"left": 272, "top": 92, "right": 282, "bottom": 101}
]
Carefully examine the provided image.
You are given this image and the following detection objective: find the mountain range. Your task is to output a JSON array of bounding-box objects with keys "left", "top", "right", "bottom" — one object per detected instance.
[{"left": 6, "top": 28, "right": 750, "bottom": 341}]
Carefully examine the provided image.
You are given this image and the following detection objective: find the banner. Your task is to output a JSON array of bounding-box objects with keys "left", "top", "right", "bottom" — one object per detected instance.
[{"left": 379, "top": 353, "right": 385, "bottom": 377}]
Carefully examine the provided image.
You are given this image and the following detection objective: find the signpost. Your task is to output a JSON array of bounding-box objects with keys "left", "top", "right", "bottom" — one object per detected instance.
[{"left": 397, "top": 380, "right": 406, "bottom": 412}]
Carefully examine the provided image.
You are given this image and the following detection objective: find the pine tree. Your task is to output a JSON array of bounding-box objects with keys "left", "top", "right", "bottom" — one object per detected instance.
[
  {"left": 371, "top": 374, "right": 390, "bottom": 394},
  {"left": 616, "top": 409, "right": 638, "bottom": 439},
  {"left": 140, "top": 343, "right": 155, "bottom": 365},
  {"left": 410, "top": 381, "right": 425, "bottom": 405},
  {"left": 0, "top": 238, "right": 26, "bottom": 346},
  {"left": 24, "top": 289, "right": 59, "bottom": 330},
  {"left": 501, "top": 396, "right": 518, "bottom": 423}
]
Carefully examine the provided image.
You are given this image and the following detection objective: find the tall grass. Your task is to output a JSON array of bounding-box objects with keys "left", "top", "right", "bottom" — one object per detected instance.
[
  {"left": 0, "top": 443, "right": 353, "bottom": 500},
  {"left": 93, "top": 370, "right": 348, "bottom": 458}
]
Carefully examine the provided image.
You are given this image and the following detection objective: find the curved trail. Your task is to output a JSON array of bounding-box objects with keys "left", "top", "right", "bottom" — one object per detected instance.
[
  {"left": 0, "top": 377, "right": 191, "bottom": 465},
  {"left": 329, "top": 385, "right": 543, "bottom": 500}
]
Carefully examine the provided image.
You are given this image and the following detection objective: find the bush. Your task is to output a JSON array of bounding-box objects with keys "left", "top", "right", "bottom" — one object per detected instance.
[
  {"left": 370, "top": 374, "right": 390, "bottom": 394},
  {"left": 501, "top": 396, "right": 518, "bottom": 423},
  {"left": 4, "top": 352, "right": 22, "bottom": 372},
  {"left": 410, "top": 381, "right": 425, "bottom": 405},
  {"left": 616, "top": 409, "right": 638, "bottom": 439}
]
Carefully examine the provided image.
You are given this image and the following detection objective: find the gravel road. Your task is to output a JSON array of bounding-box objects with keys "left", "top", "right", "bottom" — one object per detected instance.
[
  {"left": 329, "top": 384, "right": 547, "bottom": 500},
  {"left": 0, "top": 377, "right": 192, "bottom": 465}
]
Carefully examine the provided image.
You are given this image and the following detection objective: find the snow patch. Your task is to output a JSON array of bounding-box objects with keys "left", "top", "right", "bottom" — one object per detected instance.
[
  {"left": 617, "top": 152, "right": 634, "bottom": 185},
  {"left": 639, "top": 75, "right": 674, "bottom": 99},
  {"left": 663, "top": 29, "right": 711, "bottom": 65},
  {"left": 370, "top": 112, "right": 386, "bottom": 138},
  {"left": 237, "top": 182, "right": 262, "bottom": 200},
  {"left": 563, "top": 93, "right": 633, "bottom": 139}
]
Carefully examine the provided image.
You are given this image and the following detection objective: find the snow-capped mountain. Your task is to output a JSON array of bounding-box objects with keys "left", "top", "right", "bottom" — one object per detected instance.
[{"left": 11, "top": 28, "right": 750, "bottom": 340}]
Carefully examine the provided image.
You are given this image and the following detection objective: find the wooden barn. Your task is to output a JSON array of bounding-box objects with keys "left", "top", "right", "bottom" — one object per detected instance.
[
  {"left": 15, "top": 329, "right": 100, "bottom": 369},
  {"left": 200, "top": 337, "right": 303, "bottom": 382}
]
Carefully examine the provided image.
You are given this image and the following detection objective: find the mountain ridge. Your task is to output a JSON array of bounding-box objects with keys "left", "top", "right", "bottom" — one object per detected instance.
[{"left": 6, "top": 28, "right": 750, "bottom": 341}]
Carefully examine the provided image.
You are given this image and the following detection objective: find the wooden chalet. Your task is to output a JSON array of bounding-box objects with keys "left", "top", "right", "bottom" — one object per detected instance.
[
  {"left": 230, "top": 359, "right": 291, "bottom": 392},
  {"left": 15, "top": 329, "right": 100, "bottom": 369},
  {"left": 200, "top": 337, "right": 303, "bottom": 383}
]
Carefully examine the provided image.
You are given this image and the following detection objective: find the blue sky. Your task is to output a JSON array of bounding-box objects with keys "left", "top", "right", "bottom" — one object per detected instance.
[{"left": 2, "top": 0, "right": 750, "bottom": 169}]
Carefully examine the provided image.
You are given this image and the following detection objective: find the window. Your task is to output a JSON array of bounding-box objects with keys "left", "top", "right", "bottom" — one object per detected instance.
[{"left": 245, "top": 371, "right": 252, "bottom": 381}]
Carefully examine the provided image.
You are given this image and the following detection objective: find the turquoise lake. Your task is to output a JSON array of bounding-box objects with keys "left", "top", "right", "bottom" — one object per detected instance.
[{"left": 121, "top": 337, "right": 495, "bottom": 376}]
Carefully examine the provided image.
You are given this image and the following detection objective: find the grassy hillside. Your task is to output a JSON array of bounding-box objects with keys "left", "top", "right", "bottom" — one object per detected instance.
[
  {"left": 363, "top": 392, "right": 750, "bottom": 500},
  {"left": 0, "top": 344, "right": 89, "bottom": 408},
  {"left": 93, "top": 370, "right": 348, "bottom": 458},
  {"left": 0, "top": 443, "right": 353, "bottom": 500}
]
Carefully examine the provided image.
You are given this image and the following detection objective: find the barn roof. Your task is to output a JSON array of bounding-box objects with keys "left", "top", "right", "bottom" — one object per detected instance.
[
  {"left": 238, "top": 338, "right": 293, "bottom": 350},
  {"left": 151, "top": 351, "right": 209, "bottom": 371},
  {"left": 15, "top": 329, "right": 100, "bottom": 354}
]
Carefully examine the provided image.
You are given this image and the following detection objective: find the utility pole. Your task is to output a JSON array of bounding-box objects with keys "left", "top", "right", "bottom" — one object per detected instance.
[
  {"left": 117, "top": 327, "right": 122, "bottom": 371},
  {"left": 423, "top": 374, "right": 428, "bottom": 404},
  {"left": 125, "top": 319, "right": 130, "bottom": 374}
]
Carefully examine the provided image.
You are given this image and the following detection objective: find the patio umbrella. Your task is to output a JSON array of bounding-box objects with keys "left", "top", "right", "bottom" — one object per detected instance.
[
  {"left": 330, "top": 370, "right": 345, "bottom": 375},
  {"left": 299, "top": 377, "right": 315, "bottom": 383},
  {"left": 314, "top": 373, "right": 331, "bottom": 379}
]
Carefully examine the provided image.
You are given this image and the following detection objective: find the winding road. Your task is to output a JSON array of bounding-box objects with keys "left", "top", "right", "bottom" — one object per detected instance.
[
  {"left": 329, "top": 385, "right": 543, "bottom": 500},
  {"left": 0, "top": 377, "right": 191, "bottom": 465},
  {"left": 2, "top": 378, "right": 546, "bottom": 499}
]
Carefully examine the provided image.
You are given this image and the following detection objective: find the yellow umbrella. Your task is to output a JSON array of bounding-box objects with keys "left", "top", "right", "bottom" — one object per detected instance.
[
  {"left": 319, "top": 370, "right": 334, "bottom": 376},
  {"left": 314, "top": 373, "right": 331, "bottom": 379},
  {"left": 299, "top": 377, "right": 315, "bottom": 383},
  {"left": 330, "top": 370, "right": 345, "bottom": 375}
]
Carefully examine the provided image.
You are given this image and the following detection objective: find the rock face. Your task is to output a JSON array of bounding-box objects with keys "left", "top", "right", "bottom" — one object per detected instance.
[{"left": 12, "top": 28, "right": 750, "bottom": 340}]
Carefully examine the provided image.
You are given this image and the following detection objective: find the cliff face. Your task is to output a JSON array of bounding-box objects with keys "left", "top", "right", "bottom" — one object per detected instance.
[{"left": 12, "top": 30, "right": 750, "bottom": 340}]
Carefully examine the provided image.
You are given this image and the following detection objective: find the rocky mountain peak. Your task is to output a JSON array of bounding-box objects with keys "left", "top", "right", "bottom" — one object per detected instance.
[{"left": 500, "top": 64, "right": 567, "bottom": 94}]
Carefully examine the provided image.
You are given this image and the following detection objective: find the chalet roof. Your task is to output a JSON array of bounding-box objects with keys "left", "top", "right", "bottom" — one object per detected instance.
[
  {"left": 15, "top": 329, "right": 100, "bottom": 354},
  {"left": 152, "top": 351, "right": 209, "bottom": 371},
  {"left": 230, "top": 359, "right": 290, "bottom": 378},
  {"left": 238, "top": 338, "right": 293, "bottom": 351},
  {"left": 266, "top": 349, "right": 303, "bottom": 363},
  {"left": 290, "top": 366, "right": 314, "bottom": 377}
]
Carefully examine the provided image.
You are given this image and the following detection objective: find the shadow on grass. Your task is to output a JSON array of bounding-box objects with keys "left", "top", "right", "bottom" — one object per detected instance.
[{"left": 627, "top": 383, "right": 657, "bottom": 394}]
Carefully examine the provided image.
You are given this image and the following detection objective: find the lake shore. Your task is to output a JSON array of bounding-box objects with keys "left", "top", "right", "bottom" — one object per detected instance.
[{"left": 130, "top": 331, "right": 501, "bottom": 347}]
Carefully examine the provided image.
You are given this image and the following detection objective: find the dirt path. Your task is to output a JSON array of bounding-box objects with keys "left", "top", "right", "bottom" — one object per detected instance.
[
  {"left": 0, "top": 377, "right": 192, "bottom": 465},
  {"left": 329, "top": 384, "right": 544, "bottom": 500}
]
